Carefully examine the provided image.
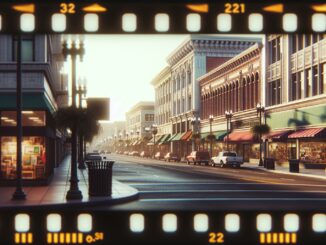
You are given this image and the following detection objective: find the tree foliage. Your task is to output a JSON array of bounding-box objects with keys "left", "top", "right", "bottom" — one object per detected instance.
[{"left": 55, "top": 106, "right": 100, "bottom": 143}]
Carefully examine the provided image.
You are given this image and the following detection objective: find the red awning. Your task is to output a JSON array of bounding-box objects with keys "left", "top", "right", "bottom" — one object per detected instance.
[
  {"left": 263, "top": 130, "right": 293, "bottom": 140},
  {"left": 288, "top": 128, "right": 326, "bottom": 139},
  {"left": 224, "top": 130, "right": 254, "bottom": 142},
  {"left": 181, "top": 131, "right": 192, "bottom": 141}
]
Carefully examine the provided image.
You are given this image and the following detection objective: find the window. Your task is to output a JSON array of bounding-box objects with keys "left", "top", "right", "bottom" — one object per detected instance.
[
  {"left": 322, "top": 63, "right": 326, "bottom": 94},
  {"left": 22, "top": 111, "right": 46, "bottom": 126},
  {"left": 291, "top": 72, "right": 303, "bottom": 101},
  {"left": 188, "top": 96, "right": 191, "bottom": 110},
  {"left": 1, "top": 111, "right": 17, "bottom": 126},
  {"left": 270, "top": 37, "right": 281, "bottom": 63},
  {"left": 1, "top": 136, "right": 46, "bottom": 180},
  {"left": 313, "top": 66, "right": 318, "bottom": 96},
  {"left": 145, "top": 114, "right": 154, "bottom": 122},
  {"left": 292, "top": 35, "right": 297, "bottom": 53},
  {"left": 13, "top": 35, "right": 34, "bottom": 62},
  {"left": 305, "top": 68, "right": 312, "bottom": 97},
  {"left": 297, "top": 35, "right": 304, "bottom": 51},
  {"left": 268, "top": 79, "right": 281, "bottom": 106}
]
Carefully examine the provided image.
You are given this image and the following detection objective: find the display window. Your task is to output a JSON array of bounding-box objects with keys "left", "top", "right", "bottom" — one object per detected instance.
[
  {"left": 269, "top": 142, "right": 288, "bottom": 164},
  {"left": 1, "top": 136, "right": 46, "bottom": 180},
  {"left": 300, "top": 141, "right": 326, "bottom": 164}
]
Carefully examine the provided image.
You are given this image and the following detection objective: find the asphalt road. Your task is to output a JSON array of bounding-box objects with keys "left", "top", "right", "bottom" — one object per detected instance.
[{"left": 96, "top": 154, "right": 326, "bottom": 211}]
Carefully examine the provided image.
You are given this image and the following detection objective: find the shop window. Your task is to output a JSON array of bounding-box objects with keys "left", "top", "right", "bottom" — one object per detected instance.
[
  {"left": 300, "top": 142, "right": 326, "bottom": 164},
  {"left": 1, "top": 111, "right": 17, "bottom": 126},
  {"left": 1, "top": 136, "right": 46, "bottom": 180},
  {"left": 269, "top": 143, "right": 288, "bottom": 164},
  {"left": 22, "top": 111, "right": 46, "bottom": 126}
]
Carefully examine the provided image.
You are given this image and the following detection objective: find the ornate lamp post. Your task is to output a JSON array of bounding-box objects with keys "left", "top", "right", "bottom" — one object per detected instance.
[
  {"left": 209, "top": 115, "right": 214, "bottom": 157},
  {"left": 225, "top": 110, "right": 233, "bottom": 151},
  {"left": 256, "top": 103, "right": 265, "bottom": 167},
  {"left": 151, "top": 124, "right": 158, "bottom": 157},
  {"left": 77, "top": 77, "right": 87, "bottom": 169},
  {"left": 191, "top": 116, "right": 201, "bottom": 151},
  {"left": 62, "top": 35, "right": 84, "bottom": 200},
  {"left": 12, "top": 34, "right": 26, "bottom": 200}
]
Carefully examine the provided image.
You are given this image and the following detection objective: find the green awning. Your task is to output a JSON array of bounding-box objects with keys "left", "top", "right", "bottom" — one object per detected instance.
[
  {"left": 214, "top": 131, "right": 228, "bottom": 141},
  {"left": 200, "top": 132, "right": 210, "bottom": 140},
  {"left": 158, "top": 134, "right": 171, "bottom": 145},
  {"left": 0, "top": 93, "right": 56, "bottom": 113},
  {"left": 167, "top": 133, "right": 178, "bottom": 142},
  {"left": 154, "top": 135, "right": 164, "bottom": 145},
  {"left": 171, "top": 132, "right": 184, "bottom": 142},
  {"left": 156, "top": 134, "right": 166, "bottom": 144}
]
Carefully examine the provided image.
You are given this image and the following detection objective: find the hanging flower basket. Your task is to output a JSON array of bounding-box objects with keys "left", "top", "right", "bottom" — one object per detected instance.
[
  {"left": 251, "top": 124, "right": 271, "bottom": 138},
  {"left": 55, "top": 106, "right": 100, "bottom": 142}
]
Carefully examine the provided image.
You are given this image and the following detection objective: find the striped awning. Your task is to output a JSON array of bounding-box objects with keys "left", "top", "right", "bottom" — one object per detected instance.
[
  {"left": 167, "top": 133, "right": 178, "bottom": 142},
  {"left": 224, "top": 130, "right": 255, "bottom": 142},
  {"left": 288, "top": 128, "right": 326, "bottom": 139},
  {"left": 181, "top": 131, "right": 192, "bottom": 141},
  {"left": 156, "top": 134, "right": 168, "bottom": 144},
  {"left": 171, "top": 132, "right": 184, "bottom": 142},
  {"left": 263, "top": 130, "right": 293, "bottom": 140},
  {"left": 158, "top": 134, "right": 171, "bottom": 145}
]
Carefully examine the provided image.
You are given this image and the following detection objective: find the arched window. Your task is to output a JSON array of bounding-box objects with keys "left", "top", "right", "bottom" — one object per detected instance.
[
  {"left": 251, "top": 74, "right": 255, "bottom": 108},
  {"left": 235, "top": 80, "right": 239, "bottom": 112},
  {"left": 255, "top": 72, "right": 260, "bottom": 105},
  {"left": 242, "top": 78, "right": 247, "bottom": 110}
]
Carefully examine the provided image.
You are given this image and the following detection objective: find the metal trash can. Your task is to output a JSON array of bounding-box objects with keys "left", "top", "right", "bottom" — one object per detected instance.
[
  {"left": 289, "top": 159, "right": 300, "bottom": 173},
  {"left": 86, "top": 160, "right": 114, "bottom": 196},
  {"left": 264, "top": 158, "right": 275, "bottom": 170}
]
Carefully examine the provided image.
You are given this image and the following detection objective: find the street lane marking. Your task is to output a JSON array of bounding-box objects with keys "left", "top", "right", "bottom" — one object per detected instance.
[{"left": 280, "top": 178, "right": 295, "bottom": 181}]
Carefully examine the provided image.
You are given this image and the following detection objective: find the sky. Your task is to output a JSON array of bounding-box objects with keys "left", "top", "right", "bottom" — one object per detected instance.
[{"left": 71, "top": 35, "right": 187, "bottom": 122}]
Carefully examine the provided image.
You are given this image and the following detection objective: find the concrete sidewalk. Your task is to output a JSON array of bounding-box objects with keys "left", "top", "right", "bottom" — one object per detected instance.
[
  {"left": 243, "top": 161, "right": 326, "bottom": 180},
  {"left": 0, "top": 155, "right": 139, "bottom": 209}
]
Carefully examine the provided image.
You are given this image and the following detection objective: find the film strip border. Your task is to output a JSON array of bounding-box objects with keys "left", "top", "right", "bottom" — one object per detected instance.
[
  {"left": 0, "top": 2, "right": 325, "bottom": 33},
  {"left": 0, "top": 211, "right": 325, "bottom": 244}
]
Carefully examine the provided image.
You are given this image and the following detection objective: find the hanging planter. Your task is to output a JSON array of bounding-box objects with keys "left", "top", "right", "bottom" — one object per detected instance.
[
  {"left": 251, "top": 124, "right": 271, "bottom": 139},
  {"left": 55, "top": 106, "right": 100, "bottom": 143}
]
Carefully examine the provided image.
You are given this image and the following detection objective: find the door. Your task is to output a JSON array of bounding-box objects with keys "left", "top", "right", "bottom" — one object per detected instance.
[{"left": 243, "top": 144, "right": 250, "bottom": 162}]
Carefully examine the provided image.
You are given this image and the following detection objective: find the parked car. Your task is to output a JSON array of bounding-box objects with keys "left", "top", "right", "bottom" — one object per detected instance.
[
  {"left": 129, "top": 151, "right": 140, "bottom": 156},
  {"left": 140, "top": 151, "right": 150, "bottom": 158},
  {"left": 164, "top": 152, "right": 181, "bottom": 162},
  {"left": 186, "top": 151, "right": 211, "bottom": 165},
  {"left": 211, "top": 151, "right": 243, "bottom": 168},
  {"left": 154, "top": 152, "right": 164, "bottom": 160},
  {"left": 85, "top": 152, "right": 102, "bottom": 161}
]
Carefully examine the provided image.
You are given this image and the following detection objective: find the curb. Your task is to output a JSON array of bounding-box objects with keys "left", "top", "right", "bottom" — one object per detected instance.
[
  {"left": 243, "top": 165, "right": 326, "bottom": 181},
  {"left": 0, "top": 185, "right": 139, "bottom": 211}
]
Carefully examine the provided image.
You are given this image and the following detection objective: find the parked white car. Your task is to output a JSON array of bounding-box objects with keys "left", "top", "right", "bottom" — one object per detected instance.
[{"left": 211, "top": 151, "right": 243, "bottom": 168}]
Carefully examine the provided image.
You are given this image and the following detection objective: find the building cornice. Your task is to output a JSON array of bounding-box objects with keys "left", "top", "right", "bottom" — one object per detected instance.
[
  {"left": 167, "top": 35, "right": 261, "bottom": 66},
  {"left": 150, "top": 66, "right": 171, "bottom": 86},
  {"left": 198, "top": 43, "right": 262, "bottom": 86}
]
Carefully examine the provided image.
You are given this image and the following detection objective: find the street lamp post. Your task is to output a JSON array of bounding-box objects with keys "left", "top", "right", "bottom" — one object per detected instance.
[
  {"left": 209, "top": 115, "right": 214, "bottom": 157},
  {"left": 77, "top": 77, "right": 87, "bottom": 169},
  {"left": 256, "top": 103, "right": 265, "bottom": 167},
  {"left": 62, "top": 35, "right": 84, "bottom": 200},
  {"left": 191, "top": 116, "right": 200, "bottom": 151},
  {"left": 225, "top": 110, "right": 233, "bottom": 151},
  {"left": 12, "top": 34, "right": 26, "bottom": 200},
  {"left": 151, "top": 124, "right": 158, "bottom": 158}
]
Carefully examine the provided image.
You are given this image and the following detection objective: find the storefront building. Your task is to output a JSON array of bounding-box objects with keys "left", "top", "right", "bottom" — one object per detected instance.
[
  {"left": 265, "top": 34, "right": 326, "bottom": 166},
  {"left": 198, "top": 42, "right": 262, "bottom": 162},
  {"left": 165, "top": 36, "right": 260, "bottom": 158},
  {"left": 0, "top": 34, "right": 67, "bottom": 184}
]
